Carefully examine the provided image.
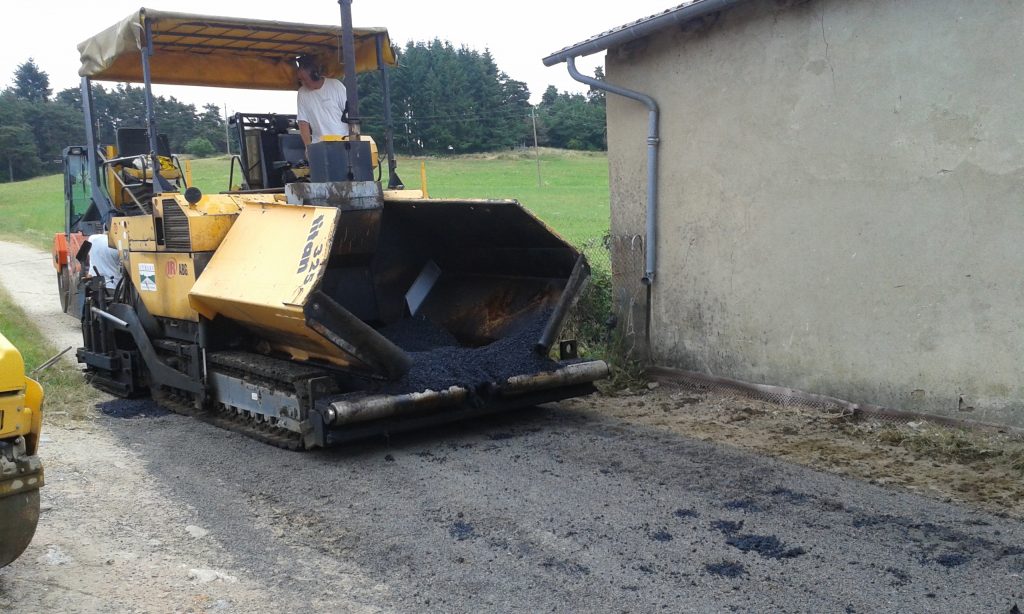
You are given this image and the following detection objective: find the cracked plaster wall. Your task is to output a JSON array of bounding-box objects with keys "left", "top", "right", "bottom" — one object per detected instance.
[{"left": 604, "top": 0, "right": 1024, "bottom": 426}]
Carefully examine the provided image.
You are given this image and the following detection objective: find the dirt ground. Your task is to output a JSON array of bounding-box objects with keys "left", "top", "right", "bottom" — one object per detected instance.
[
  {"left": 0, "top": 241, "right": 323, "bottom": 612},
  {"left": 0, "top": 421, "right": 319, "bottom": 614},
  {"left": 566, "top": 384, "right": 1024, "bottom": 519},
  {"left": 3, "top": 238, "right": 1024, "bottom": 613}
]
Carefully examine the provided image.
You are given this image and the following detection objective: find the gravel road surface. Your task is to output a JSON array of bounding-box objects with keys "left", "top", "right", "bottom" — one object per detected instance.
[
  {"left": 0, "top": 239, "right": 81, "bottom": 353},
  {"left": 1, "top": 239, "right": 1021, "bottom": 613}
]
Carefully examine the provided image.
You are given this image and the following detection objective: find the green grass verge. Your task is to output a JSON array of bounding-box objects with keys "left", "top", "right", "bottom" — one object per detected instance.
[
  {"left": 174, "top": 149, "right": 612, "bottom": 248},
  {"left": 0, "top": 286, "right": 99, "bottom": 422},
  {"left": 0, "top": 174, "right": 65, "bottom": 251},
  {"left": 0, "top": 149, "right": 611, "bottom": 251},
  {"left": 413, "top": 149, "right": 610, "bottom": 247}
]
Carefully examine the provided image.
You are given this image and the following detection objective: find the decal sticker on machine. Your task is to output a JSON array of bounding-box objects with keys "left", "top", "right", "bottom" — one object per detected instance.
[
  {"left": 296, "top": 214, "right": 327, "bottom": 286},
  {"left": 296, "top": 214, "right": 325, "bottom": 275},
  {"left": 139, "top": 263, "right": 157, "bottom": 292},
  {"left": 165, "top": 259, "right": 177, "bottom": 277}
]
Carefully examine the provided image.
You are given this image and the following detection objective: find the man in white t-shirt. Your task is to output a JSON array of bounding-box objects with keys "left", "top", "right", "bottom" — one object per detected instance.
[
  {"left": 296, "top": 55, "right": 349, "bottom": 153},
  {"left": 86, "top": 233, "right": 122, "bottom": 290}
]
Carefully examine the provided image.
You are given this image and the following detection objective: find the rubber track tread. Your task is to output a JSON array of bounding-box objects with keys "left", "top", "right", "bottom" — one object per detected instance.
[
  {"left": 201, "top": 409, "right": 304, "bottom": 451},
  {"left": 208, "top": 351, "right": 340, "bottom": 450},
  {"left": 151, "top": 351, "right": 327, "bottom": 450},
  {"left": 153, "top": 385, "right": 304, "bottom": 451},
  {"left": 151, "top": 385, "right": 202, "bottom": 417},
  {"left": 208, "top": 351, "right": 333, "bottom": 392}
]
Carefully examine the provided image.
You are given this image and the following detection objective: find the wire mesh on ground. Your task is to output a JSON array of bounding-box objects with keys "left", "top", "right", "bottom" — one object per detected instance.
[
  {"left": 559, "top": 234, "right": 649, "bottom": 391},
  {"left": 562, "top": 234, "right": 613, "bottom": 358},
  {"left": 650, "top": 367, "right": 1024, "bottom": 438}
]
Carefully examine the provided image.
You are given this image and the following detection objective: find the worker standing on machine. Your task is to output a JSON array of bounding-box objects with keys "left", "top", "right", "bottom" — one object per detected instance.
[{"left": 296, "top": 54, "right": 349, "bottom": 155}]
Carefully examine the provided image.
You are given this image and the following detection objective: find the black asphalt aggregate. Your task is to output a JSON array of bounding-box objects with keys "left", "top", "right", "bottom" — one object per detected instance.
[
  {"left": 376, "top": 313, "right": 556, "bottom": 394},
  {"left": 97, "top": 398, "right": 1024, "bottom": 613}
]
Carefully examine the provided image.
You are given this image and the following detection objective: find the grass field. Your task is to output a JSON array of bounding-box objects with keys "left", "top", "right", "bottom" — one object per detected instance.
[
  {"left": 0, "top": 174, "right": 66, "bottom": 251},
  {"left": 0, "top": 149, "right": 610, "bottom": 251}
]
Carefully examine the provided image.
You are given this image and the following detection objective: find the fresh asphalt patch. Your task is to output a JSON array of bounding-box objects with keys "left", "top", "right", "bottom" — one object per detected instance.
[
  {"left": 90, "top": 399, "right": 1024, "bottom": 613},
  {"left": 96, "top": 398, "right": 171, "bottom": 419}
]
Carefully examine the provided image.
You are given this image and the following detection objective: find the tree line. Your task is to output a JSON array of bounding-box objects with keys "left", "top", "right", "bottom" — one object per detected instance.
[
  {"left": 359, "top": 40, "right": 606, "bottom": 154},
  {"left": 0, "top": 59, "right": 228, "bottom": 181},
  {"left": 0, "top": 47, "right": 606, "bottom": 182}
]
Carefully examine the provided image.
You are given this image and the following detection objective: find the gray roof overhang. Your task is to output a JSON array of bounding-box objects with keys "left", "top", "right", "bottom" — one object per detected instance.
[{"left": 542, "top": 0, "right": 747, "bottom": 66}]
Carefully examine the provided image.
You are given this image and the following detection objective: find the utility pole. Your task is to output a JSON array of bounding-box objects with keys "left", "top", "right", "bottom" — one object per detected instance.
[
  {"left": 223, "top": 103, "right": 231, "bottom": 155},
  {"left": 531, "top": 107, "right": 542, "bottom": 188}
]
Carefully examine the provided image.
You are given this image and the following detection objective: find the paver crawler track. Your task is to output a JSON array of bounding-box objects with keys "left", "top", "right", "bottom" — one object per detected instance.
[{"left": 152, "top": 352, "right": 339, "bottom": 450}]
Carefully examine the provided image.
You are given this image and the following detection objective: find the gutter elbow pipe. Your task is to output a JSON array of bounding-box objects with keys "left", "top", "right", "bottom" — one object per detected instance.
[{"left": 565, "top": 57, "right": 659, "bottom": 285}]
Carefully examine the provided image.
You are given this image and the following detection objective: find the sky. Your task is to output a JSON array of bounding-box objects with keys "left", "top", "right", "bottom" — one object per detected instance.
[{"left": 1, "top": 0, "right": 678, "bottom": 116}]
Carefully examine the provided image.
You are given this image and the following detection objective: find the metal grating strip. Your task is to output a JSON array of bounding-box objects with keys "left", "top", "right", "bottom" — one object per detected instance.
[{"left": 162, "top": 199, "right": 192, "bottom": 251}]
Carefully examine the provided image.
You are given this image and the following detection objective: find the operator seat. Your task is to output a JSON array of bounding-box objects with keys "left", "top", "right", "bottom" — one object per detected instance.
[
  {"left": 279, "top": 134, "right": 306, "bottom": 165},
  {"left": 115, "top": 128, "right": 174, "bottom": 212}
]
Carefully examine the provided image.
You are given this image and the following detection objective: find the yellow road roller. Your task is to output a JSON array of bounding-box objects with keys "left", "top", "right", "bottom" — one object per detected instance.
[{"left": 0, "top": 332, "right": 44, "bottom": 568}]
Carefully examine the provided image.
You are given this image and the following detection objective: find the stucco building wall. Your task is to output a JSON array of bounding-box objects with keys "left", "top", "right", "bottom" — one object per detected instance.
[{"left": 604, "top": 0, "right": 1024, "bottom": 426}]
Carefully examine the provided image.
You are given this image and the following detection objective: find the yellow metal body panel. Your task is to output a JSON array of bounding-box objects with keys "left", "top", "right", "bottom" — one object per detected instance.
[
  {"left": 189, "top": 203, "right": 351, "bottom": 366},
  {"left": 383, "top": 189, "right": 426, "bottom": 200},
  {"left": 0, "top": 333, "right": 43, "bottom": 455},
  {"left": 122, "top": 165, "right": 181, "bottom": 182},
  {"left": 111, "top": 216, "right": 156, "bottom": 252},
  {"left": 22, "top": 379, "right": 43, "bottom": 457},
  {"left": 0, "top": 334, "right": 25, "bottom": 395},
  {"left": 129, "top": 252, "right": 202, "bottom": 322},
  {"left": 114, "top": 192, "right": 279, "bottom": 321},
  {"left": 153, "top": 195, "right": 239, "bottom": 253},
  {"left": 104, "top": 145, "right": 124, "bottom": 210}
]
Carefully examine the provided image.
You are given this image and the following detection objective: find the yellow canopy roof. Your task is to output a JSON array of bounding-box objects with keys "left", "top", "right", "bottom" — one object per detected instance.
[{"left": 78, "top": 8, "right": 396, "bottom": 90}]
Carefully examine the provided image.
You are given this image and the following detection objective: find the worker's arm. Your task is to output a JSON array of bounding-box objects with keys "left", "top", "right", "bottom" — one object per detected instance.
[{"left": 298, "top": 121, "right": 312, "bottom": 155}]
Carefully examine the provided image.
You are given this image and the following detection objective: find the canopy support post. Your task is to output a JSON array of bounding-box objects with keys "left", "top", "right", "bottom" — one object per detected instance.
[
  {"left": 231, "top": 113, "right": 251, "bottom": 190},
  {"left": 338, "top": 0, "right": 361, "bottom": 137},
  {"left": 80, "top": 77, "right": 113, "bottom": 221},
  {"left": 140, "top": 13, "right": 168, "bottom": 191},
  {"left": 375, "top": 34, "right": 402, "bottom": 189}
]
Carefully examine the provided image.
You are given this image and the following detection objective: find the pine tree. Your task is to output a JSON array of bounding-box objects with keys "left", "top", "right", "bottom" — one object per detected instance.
[
  {"left": 358, "top": 39, "right": 536, "bottom": 155},
  {"left": 13, "top": 58, "right": 51, "bottom": 103},
  {"left": 541, "top": 86, "right": 559, "bottom": 107},
  {"left": 0, "top": 124, "right": 41, "bottom": 181}
]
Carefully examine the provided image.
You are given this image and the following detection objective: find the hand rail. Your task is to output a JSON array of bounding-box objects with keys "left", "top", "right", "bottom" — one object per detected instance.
[
  {"left": 227, "top": 154, "right": 244, "bottom": 191},
  {"left": 171, "top": 155, "right": 189, "bottom": 188},
  {"left": 101, "top": 154, "right": 150, "bottom": 214}
]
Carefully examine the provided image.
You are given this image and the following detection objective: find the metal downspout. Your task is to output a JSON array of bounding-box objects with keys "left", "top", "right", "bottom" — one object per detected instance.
[{"left": 565, "top": 56, "right": 659, "bottom": 352}]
